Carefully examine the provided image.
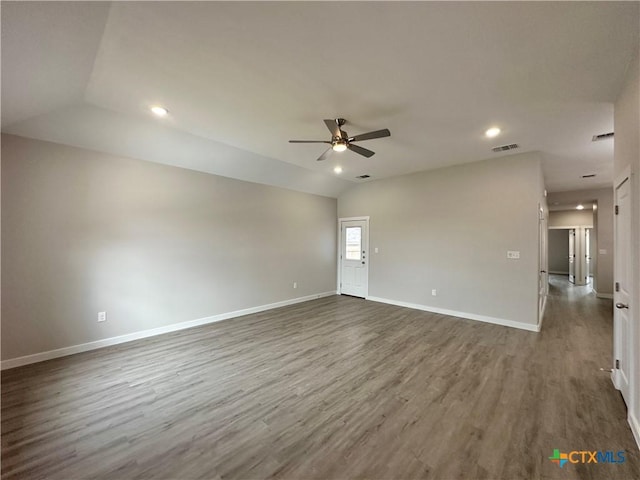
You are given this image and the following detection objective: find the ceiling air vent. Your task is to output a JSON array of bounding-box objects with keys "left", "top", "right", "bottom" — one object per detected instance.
[
  {"left": 592, "top": 132, "right": 614, "bottom": 142},
  {"left": 492, "top": 143, "right": 519, "bottom": 152},
  {"left": 356, "top": 174, "right": 371, "bottom": 179},
  {"left": 582, "top": 174, "right": 596, "bottom": 178}
]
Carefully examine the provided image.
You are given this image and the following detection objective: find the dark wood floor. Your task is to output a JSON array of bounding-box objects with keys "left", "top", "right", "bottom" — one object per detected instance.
[{"left": 2, "top": 275, "right": 638, "bottom": 479}]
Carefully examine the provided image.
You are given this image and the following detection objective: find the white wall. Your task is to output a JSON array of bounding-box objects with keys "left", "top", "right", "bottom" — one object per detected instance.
[
  {"left": 613, "top": 48, "right": 640, "bottom": 448},
  {"left": 1, "top": 134, "right": 338, "bottom": 362},
  {"left": 338, "top": 152, "right": 545, "bottom": 330}
]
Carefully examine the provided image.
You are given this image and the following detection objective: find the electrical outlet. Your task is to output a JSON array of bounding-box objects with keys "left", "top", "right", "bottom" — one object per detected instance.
[
  {"left": 432, "top": 289, "right": 437, "bottom": 296},
  {"left": 293, "top": 282, "right": 297, "bottom": 289},
  {"left": 374, "top": 247, "right": 379, "bottom": 253},
  {"left": 98, "top": 311, "right": 107, "bottom": 322}
]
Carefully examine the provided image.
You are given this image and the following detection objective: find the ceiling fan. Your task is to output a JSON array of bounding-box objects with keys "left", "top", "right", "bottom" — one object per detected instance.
[{"left": 289, "top": 118, "right": 391, "bottom": 161}]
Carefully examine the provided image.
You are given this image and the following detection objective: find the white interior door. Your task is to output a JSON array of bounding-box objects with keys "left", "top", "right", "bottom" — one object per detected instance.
[
  {"left": 585, "top": 228, "right": 591, "bottom": 281},
  {"left": 613, "top": 177, "right": 631, "bottom": 404},
  {"left": 538, "top": 207, "right": 548, "bottom": 324},
  {"left": 568, "top": 229, "right": 576, "bottom": 283},
  {"left": 339, "top": 219, "right": 368, "bottom": 298},
  {"left": 574, "top": 227, "right": 587, "bottom": 286}
]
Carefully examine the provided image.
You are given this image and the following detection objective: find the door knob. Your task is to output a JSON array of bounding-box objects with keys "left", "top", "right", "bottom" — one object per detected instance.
[{"left": 616, "top": 303, "right": 629, "bottom": 309}]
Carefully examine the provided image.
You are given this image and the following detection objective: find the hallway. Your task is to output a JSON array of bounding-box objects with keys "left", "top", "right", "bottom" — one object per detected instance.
[{"left": 535, "top": 274, "right": 637, "bottom": 478}]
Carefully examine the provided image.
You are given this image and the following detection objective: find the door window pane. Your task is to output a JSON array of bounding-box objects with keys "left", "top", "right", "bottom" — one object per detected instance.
[{"left": 345, "top": 227, "right": 361, "bottom": 260}]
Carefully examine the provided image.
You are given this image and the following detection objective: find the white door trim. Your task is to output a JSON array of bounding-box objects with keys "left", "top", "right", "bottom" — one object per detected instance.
[
  {"left": 612, "top": 168, "right": 631, "bottom": 398},
  {"left": 337, "top": 216, "right": 370, "bottom": 297},
  {"left": 537, "top": 204, "right": 548, "bottom": 328}
]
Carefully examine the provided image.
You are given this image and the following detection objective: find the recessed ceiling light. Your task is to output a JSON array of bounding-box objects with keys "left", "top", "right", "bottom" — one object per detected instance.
[
  {"left": 334, "top": 166, "right": 343, "bottom": 174},
  {"left": 576, "top": 204, "right": 584, "bottom": 210},
  {"left": 485, "top": 127, "right": 501, "bottom": 138},
  {"left": 150, "top": 106, "right": 169, "bottom": 117}
]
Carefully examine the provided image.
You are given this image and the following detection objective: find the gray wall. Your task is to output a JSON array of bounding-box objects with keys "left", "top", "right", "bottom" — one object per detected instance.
[
  {"left": 338, "top": 152, "right": 545, "bottom": 327},
  {"left": 1, "top": 134, "right": 337, "bottom": 360},
  {"left": 547, "top": 188, "right": 613, "bottom": 295},
  {"left": 548, "top": 209, "right": 594, "bottom": 228},
  {"left": 548, "top": 229, "right": 569, "bottom": 274}
]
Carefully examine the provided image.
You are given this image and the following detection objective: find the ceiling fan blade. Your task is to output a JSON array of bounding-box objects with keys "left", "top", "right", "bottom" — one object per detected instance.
[
  {"left": 347, "top": 143, "right": 375, "bottom": 158},
  {"left": 289, "top": 140, "right": 331, "bottom": 143},
  {"left": 316, "top": 147, "right": 332, "bottom": 161},
  {"left": 324, "top": 119, "right": 341, "bottom": 138},
  {"left": 349, "top": 128, "right": 391, "bottom": 142}
]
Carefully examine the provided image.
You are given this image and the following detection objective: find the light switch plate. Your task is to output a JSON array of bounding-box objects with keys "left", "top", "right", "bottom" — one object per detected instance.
[{"left": 507, "top": 251, "right": 520, "bottom": 259}]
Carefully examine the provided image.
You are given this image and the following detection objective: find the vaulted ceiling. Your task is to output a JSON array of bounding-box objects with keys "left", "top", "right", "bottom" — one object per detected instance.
[{"left": 2, "top": 2, "right": 638, "bottom": 197}]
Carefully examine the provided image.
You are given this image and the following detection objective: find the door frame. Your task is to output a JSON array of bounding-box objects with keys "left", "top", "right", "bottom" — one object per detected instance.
[
  {"left": 549, "top": 226, "right": 594, "bottom": 283},
  {"left": 585, "top": 228, "right": 591, "bottom": 281},
  {"left": 337, "top": 216, "right": 370, "bottom": 297},
  {"left": 569, "top": 228, "right": 576, "bottom": 284},
  {"left": 538, "top": 204, "right": 548, "bottom": 327},
  {"left": 612, "top": 167, "right": 632, "bottom": 399}
]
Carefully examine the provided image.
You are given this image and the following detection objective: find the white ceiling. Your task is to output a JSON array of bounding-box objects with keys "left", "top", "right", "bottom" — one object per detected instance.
[{"left": 2, "top": 1, "right": 638, "bottom": 198}]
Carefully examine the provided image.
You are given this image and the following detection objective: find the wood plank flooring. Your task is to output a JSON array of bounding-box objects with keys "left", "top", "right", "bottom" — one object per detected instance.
[{"left": 2, "top": 275, "right": 638, "bottom": 479}]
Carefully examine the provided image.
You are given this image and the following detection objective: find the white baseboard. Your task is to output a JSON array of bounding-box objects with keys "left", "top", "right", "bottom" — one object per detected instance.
[
  {"left": 629, "top": 411, "right": 640, "bottom": 451},
  {"left": 1, "top": 291, "right": 337, "bottom": 370},
  {"left": 366, "top": 296, "right": 540, "bottom": 332},
  {"left": 611, "top": 369, "right": 621, "bottom": 390}
]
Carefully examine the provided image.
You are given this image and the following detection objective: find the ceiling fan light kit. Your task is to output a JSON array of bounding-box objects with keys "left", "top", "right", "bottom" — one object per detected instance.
[
  {"left": 289, "top": 118, "right": 391, "bottom": 161},
  {"left": 332, "top": 141, "right": 348, "bottom": 152}
]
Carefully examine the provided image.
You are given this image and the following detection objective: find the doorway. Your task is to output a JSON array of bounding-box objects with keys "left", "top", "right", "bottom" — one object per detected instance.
[
  {"left": 585, "top": 228, "right": 591, "bottom": 281},
  {"left": 548, "top": 228, "right": 571, "bottom": 276},
  {"left": 569, "top": 228, "right": 576, "bottom": 283},
  {"left": 338, "top": 217, "right": 369, "bottom": 298},
  {"left": 572, "top": 227, "right": 590, "bottom": 286},
  {"left": 548, "top": 227, "right": 594, "bottom": 291},
  {"left": 538, "top": 205, "right": 548, "bottom": 324}
]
